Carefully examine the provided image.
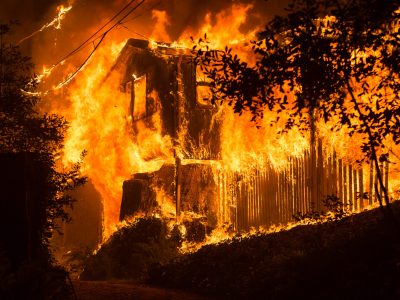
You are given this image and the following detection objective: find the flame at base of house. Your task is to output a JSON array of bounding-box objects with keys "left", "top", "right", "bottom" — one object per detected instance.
[
  {"left": 112, "top": 39, "right": 394, "bottom": 241},
  {"left": 55, "top": 34, "right": 399, "bottom": 246}
]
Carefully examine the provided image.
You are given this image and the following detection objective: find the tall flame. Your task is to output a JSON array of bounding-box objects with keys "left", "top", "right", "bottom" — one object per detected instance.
[
  {"left": 61, "top": 41, "right": 173, "bottom": 238},
  {"left": 43, "top": 3, "right": 400, "bottom": 241}
]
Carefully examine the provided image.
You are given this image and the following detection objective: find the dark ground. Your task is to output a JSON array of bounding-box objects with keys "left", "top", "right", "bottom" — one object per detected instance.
[
  {"left": 148, "top": 202, "right": 400, "bottom": 300},
  {"left": 77, "top": 202, "right": 400, "bottom": 300},
  {"left": 73, "top": 280, "right": 212, "bottom": 300}
]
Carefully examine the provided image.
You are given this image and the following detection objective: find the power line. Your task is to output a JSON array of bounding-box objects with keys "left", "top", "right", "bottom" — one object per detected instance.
[
  {"left": 53, "top": 32, "right": 107, "bottom": 90},
  {"left": 72, "top": 0, "right": 161, "bottom": 60},
  {"left": 52, "top": 0, "right": 142, "bottom": 69},
  {"left": 120, "top": 0, "right": 162, "bottom": 26},
  {"left": 39, "top": 0, "right": 147, "bottom": 93}
]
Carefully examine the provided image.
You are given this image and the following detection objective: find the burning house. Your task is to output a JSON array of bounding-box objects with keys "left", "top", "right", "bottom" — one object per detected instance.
[
  {"left": 105, "top": 38, "right": 390, "bottom": 234},
  {"left": 30, "top": 2, "right": 395, "bottom": 243},
  {"left": 111, "top": 39, "right": 221, "bottom": 226}
]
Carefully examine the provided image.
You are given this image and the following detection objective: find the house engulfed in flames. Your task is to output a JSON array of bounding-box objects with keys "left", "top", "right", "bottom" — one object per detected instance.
[
  {"left": 113, "top": 39, "right": 221, "bottom": 228},
  {"left": 110, "top": 38, "right": 390, "bottom": 233}
]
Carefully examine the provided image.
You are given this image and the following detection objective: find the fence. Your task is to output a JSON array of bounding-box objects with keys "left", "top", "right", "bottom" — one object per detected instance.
[{"left": 217, "top": 139, "right": 390, "bottom": 231}]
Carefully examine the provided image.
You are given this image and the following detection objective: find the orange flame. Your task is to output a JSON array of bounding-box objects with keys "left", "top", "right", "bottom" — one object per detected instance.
[
  {"left": 61, "top": 41, "right": 173, "bottom": 238},
  {"left": 42, "top": 3, "right": 400, "bottom": 243}
]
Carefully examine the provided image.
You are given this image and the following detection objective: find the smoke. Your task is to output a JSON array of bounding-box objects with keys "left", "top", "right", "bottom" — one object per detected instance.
[
  {"left": 0, "top": 0, "right": 291, "bottom": 114},
  {"left": 154, "top": 0, "right": 290, "bottom": 40},
  {"left": 1, "top": 0, "right": 290, "bottom": 48},
  {"left": 0, "top": 0, "right": 292, "bottom": 85},
  {"left": 0, "top": 0, "right": 293, "bottom": 133}
]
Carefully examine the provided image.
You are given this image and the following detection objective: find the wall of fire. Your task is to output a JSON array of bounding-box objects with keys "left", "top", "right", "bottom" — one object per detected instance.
[
  {"left": 118, "top": 39, "right": 390, "bottom": 232},
  {"left": 218, "top": 139, "right": 389, "bottom": 231}
]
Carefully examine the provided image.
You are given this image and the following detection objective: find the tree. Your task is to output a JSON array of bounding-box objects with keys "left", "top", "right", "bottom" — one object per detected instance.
[
  {"left": 0, "top": 23, "right": 85, "bottom": 298},
  {"left": 194, "top": 0, "right": 400, "bottom": 220}
]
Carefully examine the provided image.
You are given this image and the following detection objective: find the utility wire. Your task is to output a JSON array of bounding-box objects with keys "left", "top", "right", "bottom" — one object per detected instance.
[
  {"left": 113, "top": 0, "right": 147, "bottom": 28},
  {"left": 120, "top": 0, "right": 162, "bottom": 26},
  {"left": 52, "top": 0, "right": 142, "bottom": 69},
  {"left": 53, "top": 33, "right": 107, "bottom": 89},
  {"left": 120, "top": 25, "right": 151, "bottom": 41},
  {"left": 42, "top": 0, "right": 147, "bottom": 92},
  {"left": 73, "top": 0, "right": 160, "bottom": 56}
]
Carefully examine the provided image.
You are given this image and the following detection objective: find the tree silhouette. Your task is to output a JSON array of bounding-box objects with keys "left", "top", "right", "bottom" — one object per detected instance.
[
  {"left": 194, "top": 0, "right": 400, "bottom": 220},
  {"left": 0, "top": 23, "right": 85, "bottom": 298}
]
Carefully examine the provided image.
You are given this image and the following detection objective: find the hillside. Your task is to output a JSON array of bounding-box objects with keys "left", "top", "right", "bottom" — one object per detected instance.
[{"left": 149, "top": 202, "right": 400, "bottom": 299}]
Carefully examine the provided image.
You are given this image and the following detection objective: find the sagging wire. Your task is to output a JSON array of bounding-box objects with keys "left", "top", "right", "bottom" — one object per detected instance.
[
  {"left": 53, "top": 33, "right": 107, "bottom": 90},
  {"left": 116, "top": 0, "right": 162, "bottom": 41},
  {"left": 49, "top": 0, "right": 147, "bottom": 91},
  {"left": 120, "top": 0, "right": 162, "bottom": 26},
  {"left": 24, "top": 0, "right": 147, "bottom": 96},
  {"left": 119, "top": 24, "right": 151, "bottom": 41},
  {"left": 51, "top": 0, "right": 142, "bottom": 70}
]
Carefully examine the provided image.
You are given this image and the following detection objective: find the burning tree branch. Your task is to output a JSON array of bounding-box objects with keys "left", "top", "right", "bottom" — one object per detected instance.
[
  {"left": 17, "top": 3, "right": 73, "bottom": 45},
  {"left": 193, "top": 0, "right": 400, "bottom": 221}
]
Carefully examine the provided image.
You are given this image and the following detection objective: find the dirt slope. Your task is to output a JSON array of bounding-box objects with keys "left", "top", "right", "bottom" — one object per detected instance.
[{"left": 73, "top": 280, "right": 213, "bottom": 300}]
